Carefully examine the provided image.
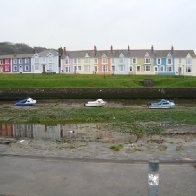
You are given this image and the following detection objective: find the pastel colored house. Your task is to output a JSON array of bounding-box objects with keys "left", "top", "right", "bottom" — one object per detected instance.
[
  {"left": 0, "top": 55, "right": 12, "bottom": 73},
  {"left": 174, "top": 50, "right": 196, "bottom": 76},
  {"left": 32, "top": 50, "right": 59, "bottom": 74},
  {"left": 12, "top": 54, "right": 33, "bottom": 73},
  {"left": 128, "top": 49, "right": 155, "bottom": 75}
]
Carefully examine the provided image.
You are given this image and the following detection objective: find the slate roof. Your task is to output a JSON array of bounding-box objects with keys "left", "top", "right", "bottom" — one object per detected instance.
[
  {"left": 37, "top": 49, "right": 58, "bottom": 57},
  {"left": 0, "top": 54, "right": 34, "bottom": 59},
  {"left": 62, "top": 49, "right": 195, "bottom": 59}
]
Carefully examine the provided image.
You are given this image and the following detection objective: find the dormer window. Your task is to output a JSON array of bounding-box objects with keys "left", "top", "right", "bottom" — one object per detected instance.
[
  {"left": 157, "top": 58, "right": 161, "bottom": 65},
  {"left": 65, "top": 57, "right": 69, "bottom": 64},
  {"left": 13, "top": 59, "right": 17, "bottom": 64},
  {"left": 167, "top": 53, "right": 172, "bottom": 65},
  {"left": 119, "top": 53, "right": 124, "bottom": 63},
  {"left": 144, "top": 52, "right": 151, "bottom": 64},
  {"left": 186, "top": 54, "right": 192, "bottom": 65},
  {"left": 102, "top": 54, "right": 107, "bottom": 64}
]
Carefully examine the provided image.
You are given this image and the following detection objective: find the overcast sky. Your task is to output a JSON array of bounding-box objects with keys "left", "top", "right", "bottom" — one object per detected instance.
[{"left": 0, "top": 0, "right": 196, "bottom": 51}]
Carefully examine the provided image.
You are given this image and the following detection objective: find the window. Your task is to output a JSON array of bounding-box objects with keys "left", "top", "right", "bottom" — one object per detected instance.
[
  {"left": 35, "top": 58, "right": 39, "bottom": 63},
  {"left": 102, "top": 58, "right": 107, "bottom": 64},
  {"left": 154, "top": 66, "right": 158, "bottom": 72},
  {"left": 42, "top": 57, "right": 46, "bottom": 62},
  {"left": 5, "top": 59, "right": 9, "bottom": 64},
  {"left": 78, "top": 58, "right": 81, "bottom": 64},
  {"left": 13, "top": 65, "right": 18, "bottom": 72},
  {"left": 144, "top": 58, "right": 151, "bottom": 64},
  {"left": 48, "top": 64, "right": 52, "bottom": 70},
  {"left": 137, "top": 66, "right": 140, "bottom": 72},
  {"left": 112, "top": 66, "right": 115, "bottom": 72},
  {"left": 186, "top": 66, "right": 192, "bottom": 72},
  {"left": 25, "top": 58, "right": 29, "bottom": 64},
  {"left": 132, "top": 58, "right": 137, "bottom": 64},
  {"left": 25, "top": 65, "right": 29, "bottom": 71},
  {"left": 65, "top": 66, "right": 70, "bottom": 72},
  {"left": 19, "top": 59, "right": 23, "bottom": 64},
  {"left": 13, "top": 59, "right": 17, "bottom": 64},
  {"left": 85, "top": 58, "right": 90, "bottom": 64},
  {"left": 145, "top": 65, "right": 151, "bottom": 71},
  {"left": 186, "top": 57, "right": 192, "bottom": 65},
  {"left": 78, "top": 66, "right": 81, "bottom": 71},
  {"left": 102, "top": 65, "right": 107, "bottom": 72},
  {"left": 84, "top": 65, "right": 90, "bottom": 72},
  {"left": 65, "top": 58, "right": 69, "bottom": 64},
  {"left": 119, "top": 65, "right": 125, "bottom": 72},
  {"left": 112, "top": 58, "right": 115, "bottom": 64},
  {"left": 130, "top": 66, "right": 133, "bottom": 72},
  {"left": 48, "top": 57, "right": 52, "bottom": 63},
  {"left": 74, "top": 58, "right": 77, "bottom": 64},
  {"left": 167, "top": 58, "right": 172, "bottom": 65},
  {"left": 179, "top": 58, "right": 182, "bottom": 64},
  {"left": 94, "top": 58, "right": 98, "bottom": 64},
  {"left": 5, "top": 65, "right": 9, "bottom": 71},
  {"left": 119, "top": 58, "right": 124, "bottom": 64},
  {"left": 0, "top": 60, "right": 2, "bottom": 64},
  {"left": 160, "top": 66, "right": 164, "bottom": 72},
  {"left": 167, "top": 66, "right": 172, "bottom": 72},
  {"left": 157, "top": 58, "right": 161, "bottom": 65},
  {"left": 35, "top": 64, "right": 39, "bottom": 70}
]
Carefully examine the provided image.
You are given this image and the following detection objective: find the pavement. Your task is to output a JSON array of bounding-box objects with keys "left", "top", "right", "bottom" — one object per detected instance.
[{"left": 0, "top": 154, "right": 195, "bottom": 196}]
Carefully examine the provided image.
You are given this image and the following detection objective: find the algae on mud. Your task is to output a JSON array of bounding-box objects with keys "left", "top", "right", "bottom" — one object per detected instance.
[{"left": 0, "top": 101, "right": 196, "bottom": 136}]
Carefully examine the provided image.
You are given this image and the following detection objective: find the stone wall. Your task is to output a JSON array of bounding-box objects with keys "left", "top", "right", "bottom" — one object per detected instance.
[{"left": 0, "top": 88, "right": 196, "bottom": 100}]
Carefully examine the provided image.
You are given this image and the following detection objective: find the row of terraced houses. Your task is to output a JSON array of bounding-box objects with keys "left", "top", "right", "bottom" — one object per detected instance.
[{"left": 0, "top": 46, "right": 196, "bottom": 76}]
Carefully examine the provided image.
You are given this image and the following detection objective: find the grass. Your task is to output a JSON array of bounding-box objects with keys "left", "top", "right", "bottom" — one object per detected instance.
[
  {"left": 0, "top": 74, "right": 196, "bottom": 88},
  {"left": 110, "top": 144, "right": 123, "bottom": 151}
]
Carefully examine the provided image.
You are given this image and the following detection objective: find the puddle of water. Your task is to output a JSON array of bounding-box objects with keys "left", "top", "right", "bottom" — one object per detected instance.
[{"left": 0, "top": 123, "right": 137, "bottom": 144}]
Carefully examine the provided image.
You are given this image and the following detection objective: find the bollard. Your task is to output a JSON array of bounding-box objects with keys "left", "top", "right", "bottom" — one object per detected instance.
[{"left": 148, "top": 160, "right": 159, "bottom": 196}]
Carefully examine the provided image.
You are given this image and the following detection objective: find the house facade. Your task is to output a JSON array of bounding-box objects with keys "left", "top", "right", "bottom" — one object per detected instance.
[
  {"left": 0, "top": 46, "right": 195, "bottom": 76},
  {"left": 12, "top": 54, "right": 33, "bottom": 73},
  {"left": 32, "top": 50, "right": 59, "bottom": 74},
  {"left": 0, "top": 55, "right": 12, "bottom": 73}
]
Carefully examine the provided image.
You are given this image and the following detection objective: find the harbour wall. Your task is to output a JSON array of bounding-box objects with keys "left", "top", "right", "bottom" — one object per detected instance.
[{"left": 0, "top": 88, "right": 196, "bottom": 100}]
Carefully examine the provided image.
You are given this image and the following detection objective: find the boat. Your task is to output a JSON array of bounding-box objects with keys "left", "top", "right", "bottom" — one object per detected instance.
[
  {"left": 15, "top": 98, "right": 36, "bottom": 106},
  {"left": 147, "top": 99, "right": 175, "bottom": 109},
  {"left": 85, "top": 99, "right": 106, "bottom": 107}
]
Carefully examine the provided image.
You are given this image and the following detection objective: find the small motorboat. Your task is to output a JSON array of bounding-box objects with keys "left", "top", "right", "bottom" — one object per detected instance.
[
  {"left": 85, "top": 99, "right": 106, "bottom": 107},
  {"left": 147, "top": 99, "right": 175, "bottom": 109},
  {"left": 15, "top": 98, "right": 36, "bottom": 106}
]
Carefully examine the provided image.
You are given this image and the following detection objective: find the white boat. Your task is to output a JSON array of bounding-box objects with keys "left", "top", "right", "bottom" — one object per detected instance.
[
  {"left": 147, "top": 99, "right": 175, "bottom": 109},
  {"left": 85, "top": 99, "right": 106, "bottom": 107},
  {"left": 15, "top": 98, "right": 37, "bottom": 106}
]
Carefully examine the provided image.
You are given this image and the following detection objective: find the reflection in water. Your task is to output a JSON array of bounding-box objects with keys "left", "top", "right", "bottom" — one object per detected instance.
[{"left": 0, "top": 124, "right": 133, "bottom": 143}]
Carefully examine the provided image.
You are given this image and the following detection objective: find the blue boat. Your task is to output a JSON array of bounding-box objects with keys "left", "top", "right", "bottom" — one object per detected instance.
[
  {"left": 16, "top": 98, "right": 36, "bottom": 106},
  {"left": 147, "top": 99, "right": 175, "bottom": 109}
]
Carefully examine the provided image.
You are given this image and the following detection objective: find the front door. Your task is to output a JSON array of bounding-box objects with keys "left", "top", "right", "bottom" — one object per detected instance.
[{"left": 42, "top": 65, "right": 46, "bottom": 73}]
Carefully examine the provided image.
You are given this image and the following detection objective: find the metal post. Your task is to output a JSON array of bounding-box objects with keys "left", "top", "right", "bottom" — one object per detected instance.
[{"left": 148, "top": 160, "right": 159, "bottom": 196}]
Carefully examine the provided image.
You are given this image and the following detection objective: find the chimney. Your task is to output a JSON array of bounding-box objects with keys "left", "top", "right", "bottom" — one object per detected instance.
[
  {"left": 94, "top": 45, "right": 97, "bottom": 56},
  {"left": 64, "top": 47, "right": 66, "bottom": 54},
  {"left": 171, "top": 45, "right": 174, "bottom": 51},
  {"left": 110, "top": 45, "right": 113, "bottom": 53},
  {"left": 128, "top": 45, "right": 130, "bottom": 51},
  {"left": 151, "top": 45, "right": 154, "bottom": 53}
]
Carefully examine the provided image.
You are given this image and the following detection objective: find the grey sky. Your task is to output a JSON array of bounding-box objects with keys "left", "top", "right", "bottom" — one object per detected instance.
[{"left": 0, "top": 0, "right": 196, "bottom": 51}]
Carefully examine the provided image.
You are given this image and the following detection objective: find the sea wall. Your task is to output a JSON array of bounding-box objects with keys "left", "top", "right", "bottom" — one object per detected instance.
[{"left": 0, "top": 88, "right": 196, "bottom": 100}]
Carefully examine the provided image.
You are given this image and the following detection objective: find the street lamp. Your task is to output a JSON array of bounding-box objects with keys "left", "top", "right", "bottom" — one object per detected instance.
[{"left": 58, "top": 47, "right": 63, "bottom": 74}]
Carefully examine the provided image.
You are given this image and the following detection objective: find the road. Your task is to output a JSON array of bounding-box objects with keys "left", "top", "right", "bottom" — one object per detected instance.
[{"left": 0, "top": 155, "right": 195, "bottom": 196}]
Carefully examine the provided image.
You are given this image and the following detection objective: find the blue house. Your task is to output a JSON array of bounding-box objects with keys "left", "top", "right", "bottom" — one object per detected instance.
[
  {"left": 12, "top": 54, "right": 33, "bottom": 73},
  {"left": 154, "top": 48, "right": 175, "bottom": 75}
]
